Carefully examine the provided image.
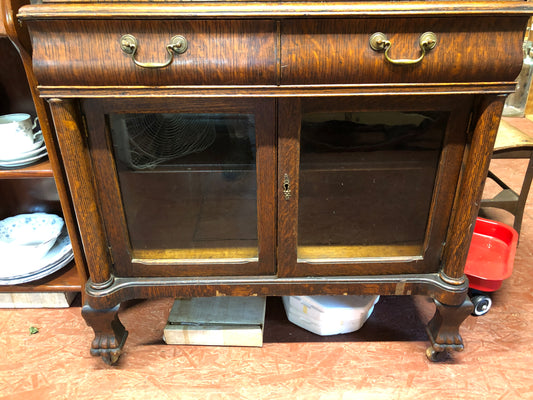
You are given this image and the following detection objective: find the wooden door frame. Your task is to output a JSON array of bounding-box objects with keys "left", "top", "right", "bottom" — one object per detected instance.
[
  {"left": 82, "top": 97, "right": 277, "bottom": 277},
  {"left": 277, "top": 94, "right": 473, "bottom": 277}
]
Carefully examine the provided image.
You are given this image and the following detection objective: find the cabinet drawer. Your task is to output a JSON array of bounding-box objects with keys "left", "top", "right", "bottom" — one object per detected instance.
[
  {"left": 281, "top": 17, "right": 525, "bottom": 85},
  {"left": 30, "top": 20, "right": 278, "bottom": 86}
]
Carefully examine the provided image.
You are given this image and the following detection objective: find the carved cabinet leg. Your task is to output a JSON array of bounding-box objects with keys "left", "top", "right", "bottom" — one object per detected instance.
[
  {"left": 82, "top": 304, "right": 128, "bottom": 365},
  {"left": 425, "top": 297, "right": 473, "bottom": 361}
]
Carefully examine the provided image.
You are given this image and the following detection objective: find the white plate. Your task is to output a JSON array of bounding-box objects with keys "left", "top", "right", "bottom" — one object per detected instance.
[
  {"left": 0, "top": 143, "right": 46, "bottom": 163},
  {"left": 0, "top": 251, "right": 74, "bottom": 285},
  {"left": 0, "top": 148, "right": 48, "bottom": 168},
  {"left": 0, "top": 252, "right": 73, "bottom": 285},
  {"left": 0, "top": 131, "right": 44, "bottom": 161},
  {"left": 5, "top": 247, "right": 74, "bottom": 280},
  {"left": 0, "top": 226, "right": 72, "bottom": 282}
]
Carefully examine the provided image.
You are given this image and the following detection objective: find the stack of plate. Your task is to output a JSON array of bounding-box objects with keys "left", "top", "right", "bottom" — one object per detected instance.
[
  {"left": 0, "top": 213, "right": 73, "bottom": 285},
  {"left": 0, "top": 131, "right": 47, "bottom": 168}
]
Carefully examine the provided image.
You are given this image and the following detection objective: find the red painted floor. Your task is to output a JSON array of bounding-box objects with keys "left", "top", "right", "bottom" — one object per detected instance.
[{"left": 1, "top": 137, "right": 533, "bottom": 399}]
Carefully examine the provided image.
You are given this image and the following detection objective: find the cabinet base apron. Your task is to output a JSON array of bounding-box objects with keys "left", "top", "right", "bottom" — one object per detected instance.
[{"left": 82, "top": 273, "right": 470, "bottom": 364}]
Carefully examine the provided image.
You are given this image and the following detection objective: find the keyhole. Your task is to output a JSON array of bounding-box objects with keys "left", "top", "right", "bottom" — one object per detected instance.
[{"left": 283, "top": 174, "right": 291, "bottom": 200}]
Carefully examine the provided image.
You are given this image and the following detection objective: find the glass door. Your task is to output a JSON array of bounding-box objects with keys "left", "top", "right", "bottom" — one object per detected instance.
[
  {"left": 278, "top": 96, "right": 473, "bottom": 277},
  {"left": 83, "top": 98, "right": 276, "bottom": 277}
]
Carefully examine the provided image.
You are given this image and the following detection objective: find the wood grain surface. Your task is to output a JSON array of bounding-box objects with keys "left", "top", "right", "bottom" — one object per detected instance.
[
  {"left": 17, "top": 1, "right": 533, "bottom": 19},
  {"left": 26, "top": 16, "right": 528, "bottom": 87},
  {"left": 281, "top": 17, "right": 526, "bottom": 85},
  {"left": 442, "top": 96, "right": 506, "bottom": 281},
  {"left": 48, "top": 99, "right": 112, "bottom": 286},
  {"left": 29, "top": 19, "right": 278, "bottom": 87}
]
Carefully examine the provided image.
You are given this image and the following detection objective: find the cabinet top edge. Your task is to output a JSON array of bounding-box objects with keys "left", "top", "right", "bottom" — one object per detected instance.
[{"left": 18, "top": 1, "right": 533, "bottom": 20}]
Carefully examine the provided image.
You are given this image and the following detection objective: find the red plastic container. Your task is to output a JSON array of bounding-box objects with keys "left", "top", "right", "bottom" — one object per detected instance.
[{"left": 464, "top": 217, "right": 519, "bottom": 292}]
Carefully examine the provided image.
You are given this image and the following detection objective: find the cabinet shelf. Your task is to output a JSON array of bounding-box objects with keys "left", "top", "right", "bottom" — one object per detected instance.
[
  {"left": 0, "top": 262, "right": 81, "bottom": 293},
  {"left": 0, "top": 158, "right": 53, "bottom": 178}
]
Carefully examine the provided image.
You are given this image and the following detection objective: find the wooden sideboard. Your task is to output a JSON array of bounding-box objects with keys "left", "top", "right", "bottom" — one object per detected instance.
[{"left": 18, "top": 1, "right": 533, "bottom": 364}]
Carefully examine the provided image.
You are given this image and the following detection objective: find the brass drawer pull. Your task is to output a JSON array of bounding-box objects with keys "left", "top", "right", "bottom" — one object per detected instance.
[
  {"left": 369, "top": 32, "right": 437, "bottom": 66},
  {"left": 120, "top": 34, "right": 188, "bottom": 69}
]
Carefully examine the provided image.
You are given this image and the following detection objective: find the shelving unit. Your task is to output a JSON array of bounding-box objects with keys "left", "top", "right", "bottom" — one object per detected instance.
[{"left": 0, "top": 0, "right": 87, "bottom": 302}]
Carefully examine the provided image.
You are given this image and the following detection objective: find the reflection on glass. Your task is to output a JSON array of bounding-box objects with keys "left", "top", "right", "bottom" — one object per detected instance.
[
  {"left": 298, "top": 111, "right": 447, "bottom": 261},
  {"left": 109, "top": 113, "right": 258, "bottom": 261}
]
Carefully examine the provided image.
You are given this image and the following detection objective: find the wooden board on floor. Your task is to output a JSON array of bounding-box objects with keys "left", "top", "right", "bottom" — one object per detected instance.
[
  {"left": 163, "top": 296, "right": 266, "bottom": 347},
  {"left": 0, "top": 291, "right": 77, "bottom": 308}
]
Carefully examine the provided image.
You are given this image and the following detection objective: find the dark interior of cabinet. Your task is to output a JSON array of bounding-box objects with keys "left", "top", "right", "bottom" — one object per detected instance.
[
  {"left": 0, "top": 178, "right": 62, "bottom": 219},
  {"left": 109, "top": 112, "right": 259, "bottom": 259},
  {"left": 0, "top": 38, "right": 34, "bottom": 116},
  {"left": 297, "top": 110, "right": 447, "bottom": 260}
]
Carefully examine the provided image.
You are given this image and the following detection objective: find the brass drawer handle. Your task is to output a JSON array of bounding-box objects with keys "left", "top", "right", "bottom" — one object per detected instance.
[
  {"left": 120, "top": 34, "right": 188, "bottom": 69},
  {"left": 369, "top": 32, "right": 437, "bottom": 66}
]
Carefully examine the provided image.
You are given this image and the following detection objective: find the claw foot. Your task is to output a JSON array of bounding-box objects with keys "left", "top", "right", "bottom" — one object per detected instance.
[
  {"left": 425, "top": 297, "right": 473, "bottom": 361},
  {"left": 426, "top": 346, "right": 450, "bottom": 362},
  {"left": 82, "top": 304, "right": 128, "bottom": 365},
  {"left": 90, "top": 329, "right": 128, "bottom": 365}
]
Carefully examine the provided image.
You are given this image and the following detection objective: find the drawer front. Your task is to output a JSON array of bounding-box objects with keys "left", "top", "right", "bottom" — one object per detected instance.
[
  {"left": 30, "top": 20, "right": 278, "bottom": 86},
  {"left": 281, "top": 17, "right": 526, "bottom": 85}
]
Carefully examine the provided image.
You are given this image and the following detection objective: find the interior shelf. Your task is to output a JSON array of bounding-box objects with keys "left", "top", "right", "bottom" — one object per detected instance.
[
  {"left": 0, "top": 158, "right": 53, "bottom": 178},
  {"left": 0, "top": 262, "right": 81, "bottom": 293}
]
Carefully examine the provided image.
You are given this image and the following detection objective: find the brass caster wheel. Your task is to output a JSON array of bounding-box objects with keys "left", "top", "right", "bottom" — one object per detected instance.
[{"left": 426, "top": 346, "right": 449, "bottom": 362}]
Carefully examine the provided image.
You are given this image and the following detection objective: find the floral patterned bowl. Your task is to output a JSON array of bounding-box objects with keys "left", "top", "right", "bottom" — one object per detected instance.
[{"left": 0, "top": 213, "right": 64, "bottom": 264}]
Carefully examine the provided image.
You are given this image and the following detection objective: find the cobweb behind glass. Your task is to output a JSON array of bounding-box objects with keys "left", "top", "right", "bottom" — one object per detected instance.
[{"left": 111, "top": 113, "right": 216, "bottom": 170}]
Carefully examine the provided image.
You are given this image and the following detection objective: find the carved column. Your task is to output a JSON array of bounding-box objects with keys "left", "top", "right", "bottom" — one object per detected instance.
[
  {"left": 441, "top": 95, "right": 506, "bottom": 284},
  {"left": 47, "top": 98, "right": 113, "bottom": 287}
]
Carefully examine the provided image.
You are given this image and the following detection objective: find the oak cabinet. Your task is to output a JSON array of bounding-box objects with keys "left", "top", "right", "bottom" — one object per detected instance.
[{"left": 18, "top": 1, "right": 533, "bottom": 364}]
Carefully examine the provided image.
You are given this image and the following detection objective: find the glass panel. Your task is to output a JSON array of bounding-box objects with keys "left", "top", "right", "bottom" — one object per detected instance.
[
  {"left": 298, "top": 111, "right": 448, "bottom": 261},
  {"left": 109, "top": 113, "right": 258, "bottom": 261}
]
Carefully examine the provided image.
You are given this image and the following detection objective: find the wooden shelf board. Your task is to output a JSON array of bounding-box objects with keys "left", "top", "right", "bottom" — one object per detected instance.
[
  {"left": 0, "top": 158, "right": 54, "bottom": 178},
  {"left": 0, "top": 262, "right": 82, "bottom": 293}
]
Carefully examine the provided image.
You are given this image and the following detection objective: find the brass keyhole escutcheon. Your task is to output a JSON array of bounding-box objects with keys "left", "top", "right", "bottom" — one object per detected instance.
[{"left": 283, "top": 174, "right": 291, "bottom": 200}]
